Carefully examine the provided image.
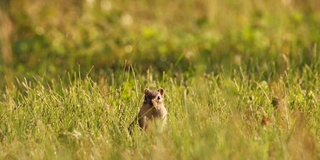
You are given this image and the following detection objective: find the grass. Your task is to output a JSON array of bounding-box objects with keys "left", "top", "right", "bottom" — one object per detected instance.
[
  {"left": 1, "top": 0, "right": 320, "bottom": 79},
  {"left": 1, "top": 0, "right": 320, "bottom": 159},
  {"left": 0, "top": 65, "right": 319, "bottom": 159}
]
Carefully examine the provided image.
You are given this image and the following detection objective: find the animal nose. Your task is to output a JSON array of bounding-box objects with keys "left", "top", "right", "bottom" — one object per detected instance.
[{"left": 157, "top": 96, "right": 160, "bottom": 100}]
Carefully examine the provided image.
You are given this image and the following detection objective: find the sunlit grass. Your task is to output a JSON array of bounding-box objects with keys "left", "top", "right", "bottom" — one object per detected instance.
[
  {"left": 0, "top": 65, "right": 319, "bottom": 159},
  {"left": 0, "top": 0, "right": 320, "bottom": 159},
  {"left": 1, "top": 0, "right": 320, "bottom": 81}
]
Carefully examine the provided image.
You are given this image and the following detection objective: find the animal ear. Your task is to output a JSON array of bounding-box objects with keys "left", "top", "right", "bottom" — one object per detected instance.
[
  {"left": 158, "top": 88, "right": 164, "bottom": 95},
  {"left": 144, "top": 88, "right": 149, "bottom": 94}
]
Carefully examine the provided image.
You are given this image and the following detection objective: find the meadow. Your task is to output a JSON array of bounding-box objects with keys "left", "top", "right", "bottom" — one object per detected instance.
[{"left": 0, "top": 0, "right": 320, "bottom": 159}]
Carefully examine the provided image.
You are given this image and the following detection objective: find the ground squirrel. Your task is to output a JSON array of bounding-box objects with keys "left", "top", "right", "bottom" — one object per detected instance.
[{"left": 128, "top": 88, "right": 167, "bottom": 134}]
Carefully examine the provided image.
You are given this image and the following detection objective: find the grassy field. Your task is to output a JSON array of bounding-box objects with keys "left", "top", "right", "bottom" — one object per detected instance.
[
  {"left": 1, "top": 0, "right": 320, "bottom": 159},
  {"left": 1, "top": 66, "right": 320, "bottom": 159}
]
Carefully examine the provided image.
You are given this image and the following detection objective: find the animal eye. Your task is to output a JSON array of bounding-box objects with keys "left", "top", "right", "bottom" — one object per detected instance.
[{"left": 157, "top": 96, "right": 160, "bottom": 100}]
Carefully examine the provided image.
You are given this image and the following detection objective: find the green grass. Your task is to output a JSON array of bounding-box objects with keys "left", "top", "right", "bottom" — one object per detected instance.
[
  {"left": 0, "top": 65, "right": 319, "bottom": 159},
  {"left": 1, "top": 0, "right": 320, "bottom": 159},
  {"left": 1, "top": 0, "right": 320, "bottom": 79}
]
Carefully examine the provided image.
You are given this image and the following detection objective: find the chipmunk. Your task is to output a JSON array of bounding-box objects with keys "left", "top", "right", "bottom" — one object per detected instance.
[{"left": 128, "top": 88, "right": 167, "bottom": 134}]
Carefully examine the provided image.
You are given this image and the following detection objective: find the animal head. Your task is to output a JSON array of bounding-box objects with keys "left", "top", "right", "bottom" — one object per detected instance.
[{"left": 144, "top": 88, "right": 164, "bottom": 107}]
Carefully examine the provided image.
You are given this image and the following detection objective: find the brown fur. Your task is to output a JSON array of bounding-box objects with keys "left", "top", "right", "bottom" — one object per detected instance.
[{"left": 128, "top": 88, "right": 167, "bottom": 134}]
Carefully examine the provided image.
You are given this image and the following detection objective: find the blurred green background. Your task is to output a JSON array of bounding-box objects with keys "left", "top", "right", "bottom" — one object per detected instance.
[{"left": 1, "top": 0, "right": 320, "bottom": 85}]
